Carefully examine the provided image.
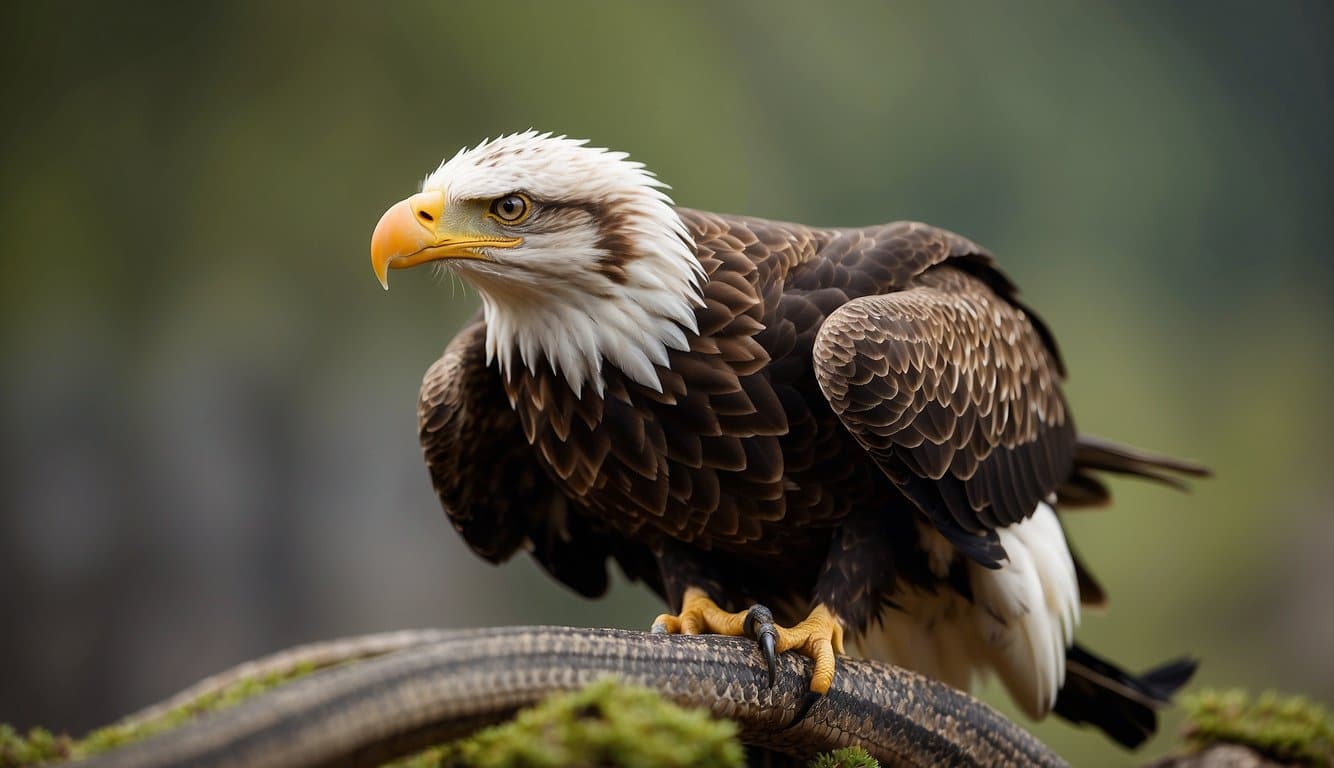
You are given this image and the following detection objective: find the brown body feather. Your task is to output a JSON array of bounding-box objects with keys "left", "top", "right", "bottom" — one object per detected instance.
[
  {"left": 418, "top": 209, "right": 1187, "bottom": 615},
  {"left": 416, "top": 208, "right": 1204, "bottom": 746}
]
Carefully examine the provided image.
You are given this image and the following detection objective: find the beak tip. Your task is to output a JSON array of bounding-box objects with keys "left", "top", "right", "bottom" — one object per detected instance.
[{"left": 371, "top": 197, "right": 422, "bottom": 292}]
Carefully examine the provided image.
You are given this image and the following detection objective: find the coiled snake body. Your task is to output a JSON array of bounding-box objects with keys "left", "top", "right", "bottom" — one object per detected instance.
[{"left": 78, "top": 627, "right": 1065, "bottom": 768}]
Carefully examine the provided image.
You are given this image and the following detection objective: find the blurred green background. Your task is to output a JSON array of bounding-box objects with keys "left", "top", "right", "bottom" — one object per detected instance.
[{"left": 1, "top": 2, "right": 1330, "bottom": 765}]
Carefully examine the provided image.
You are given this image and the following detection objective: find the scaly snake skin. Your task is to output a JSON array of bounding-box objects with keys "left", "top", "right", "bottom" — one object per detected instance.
[{"left": 77, "top": 626, "right": 1066, "bottom": 768}]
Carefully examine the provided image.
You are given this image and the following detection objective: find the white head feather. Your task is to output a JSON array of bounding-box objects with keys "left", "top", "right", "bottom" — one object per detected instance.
[{"left": 421, "top": 131, "right": 705, "bottom": 397}]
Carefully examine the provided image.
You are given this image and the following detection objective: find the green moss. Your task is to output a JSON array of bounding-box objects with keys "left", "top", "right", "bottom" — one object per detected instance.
[
  {"left": 1181, "top": 689, "right": 1332, "bottom": 766},
  {"left": 807, "top": 746, "right": 879, "bottom": 768},
  {"left": 419, "top": 678, "right": 744, "bottom": 768},
  {"left": 383, "top": 744, "right": 451, "bottom": 768},
  {"left": 76, "top": 660, "right": 322, "bottom": 759},
  {"left": 1, "top": 726, "right": 74, "bottom": 768},
  {"left": 385, "top": 686, "right": 886, "bottom": 768},
  {"left": 0, "top": 660, "right": 324, "bottom": 766}
]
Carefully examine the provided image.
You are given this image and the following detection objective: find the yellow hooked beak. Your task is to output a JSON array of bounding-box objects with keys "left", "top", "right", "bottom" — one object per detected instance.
[{"left": 369, "top": 190, "right": 522, "bottom": 289}]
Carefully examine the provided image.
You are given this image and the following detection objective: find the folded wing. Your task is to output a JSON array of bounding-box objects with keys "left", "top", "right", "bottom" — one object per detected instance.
[{"left": 813, "top": 266, "right": 1076, "bottom": 567}]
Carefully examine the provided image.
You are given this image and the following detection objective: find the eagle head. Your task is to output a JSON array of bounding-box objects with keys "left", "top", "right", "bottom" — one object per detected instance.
[{"left": 371, "top": 131, "right": 705, "bottom": 397}]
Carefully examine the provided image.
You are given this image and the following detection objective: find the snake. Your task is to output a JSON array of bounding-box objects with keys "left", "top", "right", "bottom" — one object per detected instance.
[{"left": 75, "top": 626, "right": 1066, "bottom": 768}]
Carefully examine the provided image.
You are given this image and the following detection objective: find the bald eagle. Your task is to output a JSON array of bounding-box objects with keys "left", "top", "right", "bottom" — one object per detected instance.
[{"left": 370, "top": 132, "right": 1205, "bottom": 748}]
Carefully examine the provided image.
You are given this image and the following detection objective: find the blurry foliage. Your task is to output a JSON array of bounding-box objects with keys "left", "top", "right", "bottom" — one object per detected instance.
[{"left": 0, "top": 3, "right": 1331, "bottom": 767}]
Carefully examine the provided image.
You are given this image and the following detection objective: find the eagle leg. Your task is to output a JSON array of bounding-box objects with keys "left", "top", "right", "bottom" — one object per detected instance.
[{"left": 651, "top": 587, "right": 846, "bottom": 695}]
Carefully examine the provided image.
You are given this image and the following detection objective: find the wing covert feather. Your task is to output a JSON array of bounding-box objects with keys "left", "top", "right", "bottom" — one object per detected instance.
[{"left": 813, "top": 266, "right": 1075, "bottom": 565}]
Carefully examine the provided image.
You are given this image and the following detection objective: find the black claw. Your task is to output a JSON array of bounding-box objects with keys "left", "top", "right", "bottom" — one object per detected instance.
[
  {"left": 742, "top": 605, "right": 778, "bottom": 687},
  {"left": 785, "top": 691, "right": 824, "bottom": 730},
  {"left": 759, "top": 631, "right": 776, "bottom": 686}
]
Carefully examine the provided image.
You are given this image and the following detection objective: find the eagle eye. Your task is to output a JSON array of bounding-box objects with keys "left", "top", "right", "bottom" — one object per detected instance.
[{"left": 489, "top": 193, "right": 531, "bottom": 225}]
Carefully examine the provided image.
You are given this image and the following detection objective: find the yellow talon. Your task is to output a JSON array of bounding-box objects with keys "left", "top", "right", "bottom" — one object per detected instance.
[
  {"left": 651, "top": 587, "right": 749, "bottom": 637},
  {"left": 651, "top": 588, "right": 846, "bottom": 695},
  {"left": 773, "top": 604, "right": 845, "bottom": 694}
]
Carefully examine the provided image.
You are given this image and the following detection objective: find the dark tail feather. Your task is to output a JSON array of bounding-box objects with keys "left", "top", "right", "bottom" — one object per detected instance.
[
  {"left": 1053, "top": 644, "right": 1198, "bottom": 749},
  {"left": 1069, "top": 543, "right": 1108, "bottom": 608},
  {"left": 1059, "top": 435, "right": 1211, "bottom": 507}
]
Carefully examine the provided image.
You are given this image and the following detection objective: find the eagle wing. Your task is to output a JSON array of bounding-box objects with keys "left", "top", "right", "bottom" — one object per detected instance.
[
  {"left": 812, "top": 237, "right": 1075, "bottom": 568},
  {"left": 419, "top": 320, "right": 661, "bottom": 597}
]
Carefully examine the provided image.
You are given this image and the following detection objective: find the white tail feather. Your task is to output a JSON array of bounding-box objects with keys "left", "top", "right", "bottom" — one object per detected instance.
[{"left": 853, "top": 502, "right": 1080, "bottom": 719}]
